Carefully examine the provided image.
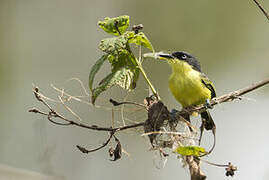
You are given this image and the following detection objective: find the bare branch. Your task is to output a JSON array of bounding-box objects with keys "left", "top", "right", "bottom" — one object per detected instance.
[
  {"left": 30, "top": 87, "right": 145, "bottom": 132},
  {"left": 58, "top": 95, "right": 82, "bottom": 121},
  {"left": 76, "top": 132, "right": 114, "bottom": 153},
  {"left": 109, "top": 98, "right": 146, "bottom": 109}
]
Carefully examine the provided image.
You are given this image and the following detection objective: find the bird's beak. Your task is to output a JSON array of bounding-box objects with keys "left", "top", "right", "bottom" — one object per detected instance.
[
  {"left": 157, "top": 53, "right": 174, "bottom": 60},
  {"left": 143, "top": 52, "right": 174, "bottom": 61}
]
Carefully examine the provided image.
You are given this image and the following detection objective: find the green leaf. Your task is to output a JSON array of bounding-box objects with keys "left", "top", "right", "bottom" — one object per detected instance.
[
  {"left": 126, "top": 31, "right": 154, "bottom": 52},
  {"left": 176, "top": 146, "right": 207, "bottom": 157},
  {"left": 91, "top": 67, "right": 139, "bottom": 104},
  {"left": 115, "top": 67, "right": 139, "bottom": 90},
  {"left": 91, "top": 72, "right": 116, "bottom": 104},
  {"left": 99, "top": 35, "right": 128, "bottom": 55},
  {"left": 99, "top": 35, "right": 137, "bottom": 68},
  {"left": 98, "top": 15, "right": 129, "bottom": 36},
  {"left": 109, "top": 50, "right": 136, "bottom": 70},
  {"left": 99, "top": 31, "right": 151, "bottom": 68},
  {"left": 89, "top": 55, "right": 108, "bottom": 91}
]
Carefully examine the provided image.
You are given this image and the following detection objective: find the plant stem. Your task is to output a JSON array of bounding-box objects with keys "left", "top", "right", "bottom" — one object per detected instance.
[
  {"left": 135, "top": 56, "right": 159, "bottom": 98},
  {"left": 126, "top": 43, "right": 159, "bottom": 99}
]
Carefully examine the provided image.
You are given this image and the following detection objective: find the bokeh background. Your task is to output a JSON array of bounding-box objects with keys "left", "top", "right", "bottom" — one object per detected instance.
[{"left": 0, "top": 0, "right": 269, "bottom": 179}]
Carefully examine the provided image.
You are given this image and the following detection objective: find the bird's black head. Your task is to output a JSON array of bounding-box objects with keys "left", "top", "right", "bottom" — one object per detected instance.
[{"left": 171, "top": 51, "right": 201, "bottom": 72}]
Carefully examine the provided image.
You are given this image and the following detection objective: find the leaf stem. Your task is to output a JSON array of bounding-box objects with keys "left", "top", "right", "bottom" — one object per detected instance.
[
  {"left": 126, "top": 43, "right": 159, "bottom": 99},
  {"left": 135, "top": 56, "right": 159, "bottom": 99}
]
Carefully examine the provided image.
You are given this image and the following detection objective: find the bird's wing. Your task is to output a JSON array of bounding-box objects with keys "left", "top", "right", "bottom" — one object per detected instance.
[{"left": 200, "top": 73, "right": 216, "bottom": 99}]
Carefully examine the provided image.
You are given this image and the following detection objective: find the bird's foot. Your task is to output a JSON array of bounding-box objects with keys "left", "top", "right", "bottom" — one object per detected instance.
[
  {"left": 204, "top": 99, "right": 213, "bottom": 109},
  {"left": 171, "top": 109, "right": 179, "bottom": 114},
  {"left": 170, "top": 109, "right": 178, "bottom": 122},
  {"left": 170, "top": 109, "right": 179, "bottom": 120}
]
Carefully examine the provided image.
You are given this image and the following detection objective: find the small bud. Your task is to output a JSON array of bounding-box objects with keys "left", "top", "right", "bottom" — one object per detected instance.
[
  {"left": 132, "top": 24, "right": 144, "bottom": 34},
  {"left": 225, "top": 162, "right": 237, "bottom": 177},
  {"left": 29, "top": 108, "right": 39, "bottom": 113}
]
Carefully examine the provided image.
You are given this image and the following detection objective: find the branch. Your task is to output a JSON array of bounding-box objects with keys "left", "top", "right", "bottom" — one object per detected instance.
[
  {"left": 186, "top": 156, "right": 206, "bottom": 180},
  {"left": 76, "top": 132, "right": 114, "bottom": 153},
  {"left": 29, "top": 78, "right": 269, "bottom": 135},
  {"left": 29, "top": 87, "right": 145, "bottom": 132},
  {"left": 29, "top": 78, "right": 268, "bottom": 179},
  {"left": 174, "top": 78, "right": 268, "bottom": 179},
  {"left": 178, "top": 78, "right": 269, "bottom": 116},
  {"left": 30, "top": 78, "right": 269, "bottom": 134},
  {"left": 253, "top": 0, "right": 269, "bottom": 21}
]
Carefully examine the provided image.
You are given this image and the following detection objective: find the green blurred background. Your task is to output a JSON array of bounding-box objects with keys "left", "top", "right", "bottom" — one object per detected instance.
[{"left": 0, "top": 0, "right": 269, "bottom": 179}]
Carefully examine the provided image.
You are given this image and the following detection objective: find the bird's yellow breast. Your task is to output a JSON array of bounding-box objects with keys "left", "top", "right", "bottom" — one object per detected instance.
[{"left": 168, "top": 61, "right": 211, "bottom": 108}]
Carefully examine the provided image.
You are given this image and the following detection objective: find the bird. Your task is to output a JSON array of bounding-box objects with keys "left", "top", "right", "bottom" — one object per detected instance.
[{"left": 157, "top": 51, "right": 216, "bottom": 139}]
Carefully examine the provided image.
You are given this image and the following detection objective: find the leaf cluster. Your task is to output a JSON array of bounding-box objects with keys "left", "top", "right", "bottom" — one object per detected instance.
[{"left": 89, "top": 15, "right": 154, "bottom": 104}]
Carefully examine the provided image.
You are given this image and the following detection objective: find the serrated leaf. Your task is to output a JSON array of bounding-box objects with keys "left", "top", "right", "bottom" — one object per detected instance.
[
  {"left": 109, "top": 50, "right": 136, "bottom": 71},
  {"left": 115, "top": 67, "right": 139, "bottom": 90},
  {"left": 99, "top": 35, "right": 128, "bottom": 55},
  {"left": 126, "top": 31, "right": 154, "bottom": 52},
  {"left": 89, "top": 55, "right": 108, "bottom": 91},
  {"left": 98, "top": 15, "right": 129, "bottom": 36},
  {"left": 91, "top": 67, "right": 139, "bottom": 104},
  {"left": 99, "top": 38, "right": 137, "bottom": 70},
  {"left": 176, "top": 146, "right": 207, "bottom": 157}
]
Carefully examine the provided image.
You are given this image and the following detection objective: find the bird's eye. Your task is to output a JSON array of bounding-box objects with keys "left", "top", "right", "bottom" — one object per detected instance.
[{"left": 181, "top": 54, "right": 187, "bottom": 59}]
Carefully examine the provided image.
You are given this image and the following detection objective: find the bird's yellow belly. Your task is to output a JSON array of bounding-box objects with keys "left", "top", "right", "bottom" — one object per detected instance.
[{"left": 169, "top": 72, "right": 211, "bottom": 108}]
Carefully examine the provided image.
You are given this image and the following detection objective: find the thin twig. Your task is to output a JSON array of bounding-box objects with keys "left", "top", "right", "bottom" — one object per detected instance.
[
  {"left": 141, "top": 131, "right": 185, "bottom": 136},
  {"left": 120, "top": 94, "right": 129, "bottom": 126},
  {"left": 30, "top": 88, "right": 145, "bottom": 132},
  {"left": 76, "top": 132, "right": 114, "bottom": 153},
  {"left": 51, "top": 84, "right": 114, "bottom": 111},
  {"left": 141, "top": 131, "right": 198, "bottom": 141},
  {"left": 199, "top": 159, "right": 237, "bottom": 177},
  {"left": 201, "top": 159, "right": 230, "bottom": 168},
  {"left": 58, "top": 95, "right": 82, "bottom": 121},
  {"left": 64, "top": 78, "right": 90, "bottom": 96},
  {"left": 253, "top": 0, "right": 269, "bottom": 21},
  {"left": 109, "top": 98, "right": 146, "bottom": 108},
  {"left": 111, "top": 108, "right": 115, "bottom": 128},
  {"left": 30, "top": 106, "right": 144, "bottom": 132}
]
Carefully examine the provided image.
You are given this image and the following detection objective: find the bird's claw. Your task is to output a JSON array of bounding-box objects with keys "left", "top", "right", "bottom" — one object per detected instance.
[
  {"left": 170, "top": 109, "right": 179, "bottom": 120},
  {"left": 204, "top": 99, "right": 213, "bottom": 109}
]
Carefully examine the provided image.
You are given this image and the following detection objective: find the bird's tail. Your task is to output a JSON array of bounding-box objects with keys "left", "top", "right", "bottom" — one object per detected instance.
[
  {"left": 200, "top": 110, "right": 216, "bottom": 152},
  {"left": 201, "top": 110, "right": 215, "bottom": 131}
]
